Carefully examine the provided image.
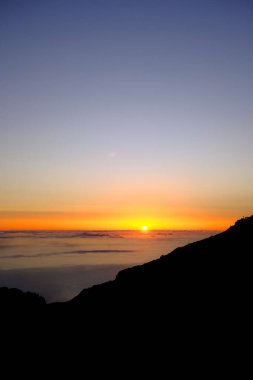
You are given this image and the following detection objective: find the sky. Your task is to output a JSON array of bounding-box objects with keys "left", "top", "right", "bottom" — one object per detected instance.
[{"left": 0, "top": 0, "right": 252, "bottom": 230}]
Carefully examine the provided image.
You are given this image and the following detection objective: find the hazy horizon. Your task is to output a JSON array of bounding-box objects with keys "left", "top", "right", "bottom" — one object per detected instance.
[
  {"left": 0, "top": 227, "right": 222, "bottom": 232},
  {"left": 0, "top": 228, "right": 216, "bottom": 301}
]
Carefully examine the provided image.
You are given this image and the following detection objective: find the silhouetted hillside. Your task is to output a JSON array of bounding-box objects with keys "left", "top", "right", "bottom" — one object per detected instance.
[
  {"left": 1, "top": 216, "right": 252, "bottom": 324},
  {"left": 54, "top": 216, "right": 252, "bottom": 324},
  {"left": 0, "top": 287, "right": 46, "bottom": 310}
]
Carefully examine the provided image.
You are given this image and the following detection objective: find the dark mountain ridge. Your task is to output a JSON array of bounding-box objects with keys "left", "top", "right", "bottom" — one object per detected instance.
[
  {"left": 62, "top": 216, "right": 252, "bottom": 318},
  {"left": 2, "top": 218, "right": 251, "bottom": 380},
  {"left": 1, "top": 216, "right": 252, "bottom": 322}
]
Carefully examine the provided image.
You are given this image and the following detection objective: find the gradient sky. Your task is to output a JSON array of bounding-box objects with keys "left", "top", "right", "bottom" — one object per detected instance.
[{"left": 0, "top": 0, "right": 252, "bottom": 230}]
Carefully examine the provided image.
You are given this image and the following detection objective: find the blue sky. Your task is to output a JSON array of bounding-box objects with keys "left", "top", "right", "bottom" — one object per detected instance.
[{"left": 0, "top": 0, "right": 252, "bottom": 229}]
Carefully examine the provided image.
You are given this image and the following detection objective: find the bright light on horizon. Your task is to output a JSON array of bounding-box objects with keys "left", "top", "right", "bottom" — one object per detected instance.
[
  {"left": 0, "top": 1, "right": 252, "bottom": 236},
  {"left": 0, "top": 211, "right": 237, "bottom": 231}
]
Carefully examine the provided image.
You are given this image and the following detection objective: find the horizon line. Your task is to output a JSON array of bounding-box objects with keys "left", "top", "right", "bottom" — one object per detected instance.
[{"left": 0, "top": 227, "right": 223, "bottom": 232}]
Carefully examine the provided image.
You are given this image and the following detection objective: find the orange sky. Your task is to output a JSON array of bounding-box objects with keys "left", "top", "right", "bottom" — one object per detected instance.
[
  {"left": 1, "top": 1, "right": 253, "bottom": 232},
  {"left": 1, "top": 173, "right": 251, "bottom": 231},
  {"left": 0, "top": 208, "right": 243, "bottom": 231},
  {"left": 0, "top": 178, "right": 251, "bottom": 231}
]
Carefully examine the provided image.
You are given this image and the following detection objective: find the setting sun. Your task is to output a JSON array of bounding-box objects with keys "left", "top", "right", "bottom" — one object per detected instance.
[{"left": 141, "top": 226, "right": 148, "bottom": 231}]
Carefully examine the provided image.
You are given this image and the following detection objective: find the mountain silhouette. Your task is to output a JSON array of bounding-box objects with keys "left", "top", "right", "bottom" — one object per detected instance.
[
  {"left": 56, "top": 216, "right": 251, "bottom": 320},
  {"left": 0, "top": 287, "right": 45, "bottom": 310},
  {"left": 1, "top": 216, "right": 252, "bottom": 326},
  {"left": 2, "top": 217, "right": 251, "bottom": 380}
]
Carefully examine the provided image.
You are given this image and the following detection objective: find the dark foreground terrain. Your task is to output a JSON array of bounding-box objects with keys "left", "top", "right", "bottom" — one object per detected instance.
[
  {"left": 1, "top": 216, "right": 252, "bottom": 324},
  {"left": 2, "top": 215, "right": 252, "bottom": 374}
]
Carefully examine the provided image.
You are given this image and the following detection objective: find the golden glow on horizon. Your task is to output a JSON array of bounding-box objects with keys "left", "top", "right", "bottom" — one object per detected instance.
[{"left": 0, "top": 210, "right": 240, "bottom": 231}]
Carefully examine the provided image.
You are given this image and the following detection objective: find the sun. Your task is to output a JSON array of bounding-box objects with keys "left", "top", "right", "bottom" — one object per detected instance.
[{"left": 141, "top": 225, "right": 148, "bottom": 231}]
